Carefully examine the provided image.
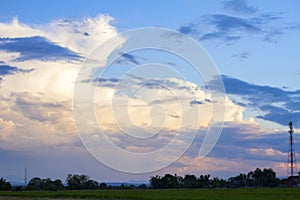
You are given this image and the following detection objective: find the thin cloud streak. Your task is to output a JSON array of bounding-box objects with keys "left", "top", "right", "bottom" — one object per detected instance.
[{"left": 223, "top": 0, "right": 257, "bottom": 15}]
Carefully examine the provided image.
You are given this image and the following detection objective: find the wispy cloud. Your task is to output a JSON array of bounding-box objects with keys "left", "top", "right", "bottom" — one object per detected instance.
[
  {"left": 178, "top": 24, "right": 199, "bottom": 35},
  {"left": 231, "top": 51, "right": 250, "bottom": 60},
  {"left": 115, "top": 52, "right": 141, "bottom": 65},
  {"left": 182, "top": 13, "right": 282, "bottom": 43},
  {"left": 206, "top": 14, "right": 262, "bottom": 33},
  {"left": 179, "top": 1, "right": 287, "bottom": 45},
  {"left": 223, "top": 0, "right": 257, "bottom": 15}
]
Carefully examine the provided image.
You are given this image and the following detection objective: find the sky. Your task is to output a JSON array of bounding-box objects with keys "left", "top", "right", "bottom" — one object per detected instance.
[{"left": 1, "top": 0, "right": 300, "bottom": 184}]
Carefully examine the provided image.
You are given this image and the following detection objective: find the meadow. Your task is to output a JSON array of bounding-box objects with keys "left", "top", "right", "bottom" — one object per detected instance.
[{"left": 1, "top": 188, "right": 300, "bottom": 200}]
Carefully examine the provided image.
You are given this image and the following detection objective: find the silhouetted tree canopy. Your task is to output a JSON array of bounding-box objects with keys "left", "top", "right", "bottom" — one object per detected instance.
[
  {"left": 149, "top": 168, "right": 283, "bottom": 189},
  {"left": 99, "top": 182, "right": 108, "bottom": 189},
  {"left": 0, "top": 178, "right": 11, "bottom": 191},
  {"left": 66, "top": 174, "right": 98, "bottom": 190},
  {"left": 27, "top": 177, "right": 64, "bottom": 191}
]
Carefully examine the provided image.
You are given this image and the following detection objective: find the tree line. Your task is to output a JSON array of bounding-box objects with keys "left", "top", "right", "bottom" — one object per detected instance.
[
  {"left": 0, "top": 174, "right": 139, "bottom": 191},
  {"left": 150, "top": 168, "right": 282, "bottom": 189},
  {"left": 0, "top": 168, "right": 298, "bottom": 191}
]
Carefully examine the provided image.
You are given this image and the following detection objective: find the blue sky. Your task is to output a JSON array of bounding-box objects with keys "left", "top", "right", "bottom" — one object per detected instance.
[
  {"left": 1, "top": 0, "right": 300, "bottom": 183},
  {"left": 1, "top": 0, "right": 300, "bottom": 89}
]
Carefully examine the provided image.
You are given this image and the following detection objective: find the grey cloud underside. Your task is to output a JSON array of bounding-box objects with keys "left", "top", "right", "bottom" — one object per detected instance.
[
  {"left": 0, "top": 64, "right": 34, "bottom": 81},
  {"left": 0, "top": 36, "right": 81, "bottom": 61},
  {"left": 82, "top": 74, "right": 212, "bottom": 108},
  {"left": 209, "top": 75, "right": 300, "bottom": 127},
  {"left": 0, "top": 64, "right": 33, "bottom": 75},
  {"left": 91, "top": 76, "right": 197, "bottom": 91},
  {"left": 81, "top": 61, "right": 300, "bottom": 128},
  {"left": 172, "top": 124, "right": 295, "bottom": 166},
  {"left": 189, "top": 100, "right": 203, "bottom": 106},
  {"left": 88, "top": 76, "right": 208, "bottom": 106},
  {"left": 89, "top": 74, "right": 300, "bottom": 128},
  {"left": 207, "top": 126, "right": 293, "bottom": 162},
  {"left": 12, "top": 92, "right": 65, "bottom": 122}
]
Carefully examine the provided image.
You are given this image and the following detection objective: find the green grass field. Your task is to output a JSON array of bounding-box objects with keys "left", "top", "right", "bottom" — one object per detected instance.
[{"left": 1, "top": 188, "right": 300, "bottom": 200}]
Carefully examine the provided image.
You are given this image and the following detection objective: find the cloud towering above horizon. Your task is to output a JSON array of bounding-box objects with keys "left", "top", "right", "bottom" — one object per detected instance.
[{"left": 0, "top": 0, "right": 300, "bottom": 183}]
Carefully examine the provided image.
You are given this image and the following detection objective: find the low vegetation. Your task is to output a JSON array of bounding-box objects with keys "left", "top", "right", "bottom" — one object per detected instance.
[{"left": 1, "top": 188, "right": 300, "bottom": 200}]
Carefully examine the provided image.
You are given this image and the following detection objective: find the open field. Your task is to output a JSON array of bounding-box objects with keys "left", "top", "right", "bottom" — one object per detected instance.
[{"left": 1, "top": 188, "right": 300, "bottom": 200}]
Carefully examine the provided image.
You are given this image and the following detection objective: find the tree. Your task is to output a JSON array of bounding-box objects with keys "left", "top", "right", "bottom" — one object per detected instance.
[
  {"left": 183, "top": 174, "right": 198, "bottom": 188},
  {"left": 150, "top": 175, "right": 162, "bottom": 189},
  {"left": 66, "top": 174, "right": 85, "bottom": 190},
  {"left": 211, "top": 177, "right": 227, "bottom": 188},
  {"left": 53, "top": 179, "right": 64, "bottom": 190},
  {"left": 198, "top": 174, "right": 211, "bottom": 188},
  {"left": 85, "top": 180, "right": 99, "bottom": 190},
  {"left": 150, "top": 174, "right": 180, "bottom": 189},
  {"left": 27, "top": 177, "right": 64, "bottom": 191},
  {"left": 0, "top": 178, "right": 11, "bottom": 191},
  {"left": 42, "top": 178, "right": 54, "bottom": 190},
  {"left": 247, "top": 168, "right": 279, "bottom": 187},
  {"left": 27, "top": 177, "right": 43, "bottom": 190},
  {"left": 99, "top": 182, "right": 107, "bottom": 189},
  {"left": 228, "top": 173, "right": 247, "bottom": 188},
  {"left": 261, "top": 168, "right": 279, "bottom": 187},
  {"left": 160, "top": 174, "right": 179, "bottom": 188},
  {"left": 42, "top": 178, "right": 64, "bottom": 191},
  {"left": 251, "top": 168, "right": 264, "bottom": 187},
  {"left": 66, "top": 174, "right": 98, "bottom": 190}
]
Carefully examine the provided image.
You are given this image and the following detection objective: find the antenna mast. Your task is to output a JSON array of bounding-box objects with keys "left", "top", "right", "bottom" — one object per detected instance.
[
  {"left": 24, "top": 168, "right": 27, "bottom": 187},
  {"left": 288, "top": 121, "right": 297, "bottom": 187}
]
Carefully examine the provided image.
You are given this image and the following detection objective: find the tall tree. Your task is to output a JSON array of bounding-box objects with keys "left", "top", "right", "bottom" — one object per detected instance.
[
  {"left": 0, "top": 178, "right": 11, "bottom": 191},
  {"left": 247, "top": 168, "right": 279, "bottom": 187}
]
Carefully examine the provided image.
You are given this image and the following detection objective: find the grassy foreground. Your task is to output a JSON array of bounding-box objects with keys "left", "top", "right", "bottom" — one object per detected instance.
[{"left": 0, "top": 188, "right": 300, "bottom": 200}]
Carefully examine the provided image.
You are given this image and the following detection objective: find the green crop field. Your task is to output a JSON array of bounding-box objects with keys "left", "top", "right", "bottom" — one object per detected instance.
[{"left": 1, "top": 188, "right": 300, "bottom": 200}]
